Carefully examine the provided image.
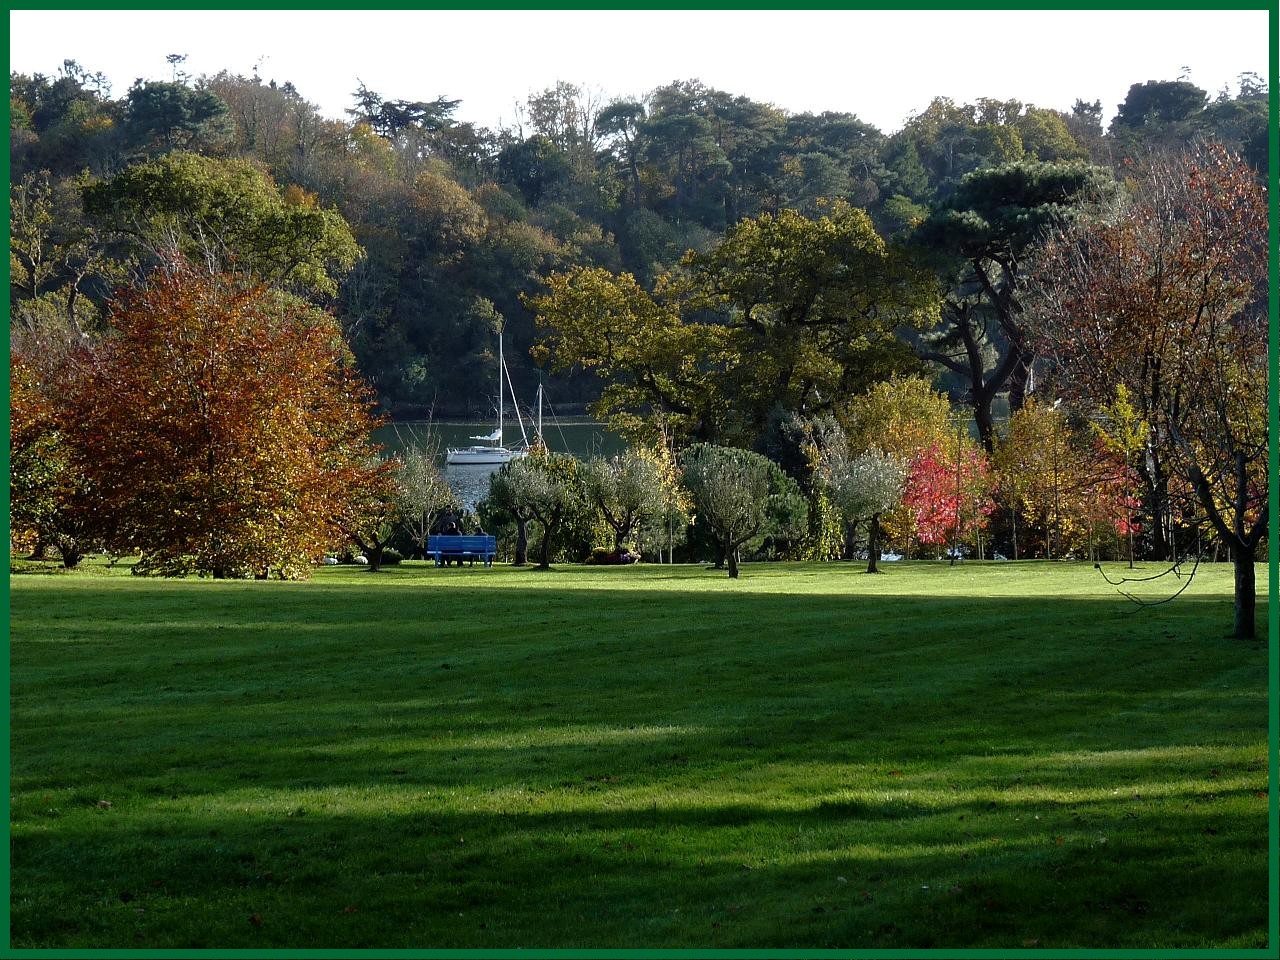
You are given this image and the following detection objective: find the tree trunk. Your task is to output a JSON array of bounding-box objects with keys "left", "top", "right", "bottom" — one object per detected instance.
[
  {"left": 514, "top": 517, "right": 528, "bottom": 566},
  {"left": 1006, "top": 352, "right": 1033, "bottom": 414},
  {"left": 1138, "top": 456, "right": 1172, "bottom": 561},
  {"left": 726, "top": 539, "right": 739, "bottom": 578},
  {"left": 842, "top": 520, "right": 857, "bottom": 561},
  {"left": 973, "top": 395, "right": 996, "bottom": 455},
  {"left": 57, "top": 539, "right": 83, "bottom": 570},
  {"left": 1175, "top": 439, "right": 1267, "bottom": 640},
  {"left": 627, "top": 144, "right": 642, "bottom": 208},
  {"left": 353, "top": 534, "right": 384, "bottom": 572},
  {"left": 866, "top": 514, "right": 882, "bottom": 574},
  {"left": 537, "top": 518, "right": 555, "bottom": 569},
  {"left": 1233, "top": 550, "right": 1256, "bottom": 639}
]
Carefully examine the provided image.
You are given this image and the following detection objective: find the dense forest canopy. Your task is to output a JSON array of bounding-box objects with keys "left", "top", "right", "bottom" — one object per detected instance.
[{"left": 10, "top": 60, "right": 1269, "bottom": 419}]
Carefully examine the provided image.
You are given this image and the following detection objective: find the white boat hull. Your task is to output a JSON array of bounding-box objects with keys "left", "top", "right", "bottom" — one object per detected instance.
[{"left": 445, "top": 445, "right": 528, "bottom": 466}]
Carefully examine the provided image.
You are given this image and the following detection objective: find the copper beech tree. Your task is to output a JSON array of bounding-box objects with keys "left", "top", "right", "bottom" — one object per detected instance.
[
  {"left": 64, "top": 265, "right": 392, "bottom": 579},
  {"left": 1027, "top": 146, "right": 1267, "bottom": 638}
]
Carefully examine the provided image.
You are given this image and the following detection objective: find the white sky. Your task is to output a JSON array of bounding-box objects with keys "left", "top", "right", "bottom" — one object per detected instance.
[{"left": 9, "top": 9, "right": 1270, "bottom": 134}]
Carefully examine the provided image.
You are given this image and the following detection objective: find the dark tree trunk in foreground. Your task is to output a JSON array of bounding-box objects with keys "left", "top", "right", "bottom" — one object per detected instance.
[
  {"left": 866, "top": 514, "right": 883, "bottom": 574},
  {"left": 1006, "top": 350, "right": 1034, "bottom": 416},
  {"left": 921, "top": 299, "right": 1028, "bottom": 455},
  {"left": 534, "top": 508, "right": 564, "bottom": 570},
  {"left": 1181, "top": 445, "right": 1267, "bottom": 639},
  {"left": 513, "top": 517, "right": 529, "bottom": 566},
  {"left": 352, "top": 534, "right": 388, "bottom": 572},
  {"left": 1234, "top": 550, "right": 1256, "bottom": 641},
  {"left": 1137, "top": 458, "right": 1173, "bottom": 562},
  {"left": 57, "top": 539, "right": 83, "bottom": 570},
  {"left": 726, "top": 541, "right": 740, "bottom": 579}
]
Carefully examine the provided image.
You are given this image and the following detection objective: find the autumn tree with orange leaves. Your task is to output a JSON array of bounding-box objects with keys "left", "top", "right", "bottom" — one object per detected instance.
[
  {"left": 61, "top": 265, "right": 392, "bottom": 579},
  {"left": 1027, "top": 145, "right": 1267, "bottom": 638}
]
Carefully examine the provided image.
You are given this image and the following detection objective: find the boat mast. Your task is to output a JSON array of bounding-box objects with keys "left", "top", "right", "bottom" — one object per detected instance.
[
  {"left": 502, "top": 350, "right": 530, "bottom": 447},
  {"left": 537, "top": 382, "right": 543, "bottom": 443},
  {"left": 496, "top": 326, "right": 504, "bottom": 448}
]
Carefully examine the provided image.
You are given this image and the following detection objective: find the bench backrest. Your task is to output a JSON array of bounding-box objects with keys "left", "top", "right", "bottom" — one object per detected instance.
[{"left": 427, "top": 534, "right": 496, "bottom": 553}]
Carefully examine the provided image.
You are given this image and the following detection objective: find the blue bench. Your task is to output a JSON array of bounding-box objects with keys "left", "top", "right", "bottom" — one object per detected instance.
[{"left": 427, "top": 534, "right": 497, "bottom": 567}]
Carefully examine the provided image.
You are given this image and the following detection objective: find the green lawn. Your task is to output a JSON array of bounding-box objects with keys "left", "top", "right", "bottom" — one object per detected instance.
[{"left": 8, "top": 559, "right": 1269, "bottom": 949}]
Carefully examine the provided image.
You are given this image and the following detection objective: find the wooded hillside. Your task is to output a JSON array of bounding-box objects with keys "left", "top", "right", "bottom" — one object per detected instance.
[{"left": 10, "top": 62, "right": 1268, "bottom": 417}]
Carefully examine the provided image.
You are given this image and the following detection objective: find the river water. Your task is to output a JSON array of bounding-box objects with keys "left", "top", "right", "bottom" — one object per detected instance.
[{"left": 372, "top": 419, "right": 625, "bottom": 512}]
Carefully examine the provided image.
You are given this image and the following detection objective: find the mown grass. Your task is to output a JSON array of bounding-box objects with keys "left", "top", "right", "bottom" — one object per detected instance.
[{"left": 8, "top": 559, "right": 1269, "bottom": 949}]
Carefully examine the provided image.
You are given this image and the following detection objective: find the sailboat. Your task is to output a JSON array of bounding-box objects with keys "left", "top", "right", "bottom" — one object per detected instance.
[{"left": 445, "top": 326, "right": 530, "bottom": 466}]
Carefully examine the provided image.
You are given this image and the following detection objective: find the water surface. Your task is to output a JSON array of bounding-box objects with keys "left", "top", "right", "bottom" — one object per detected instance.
[{"left": 372, "top": 420, "right": 625, "bottom": 511}]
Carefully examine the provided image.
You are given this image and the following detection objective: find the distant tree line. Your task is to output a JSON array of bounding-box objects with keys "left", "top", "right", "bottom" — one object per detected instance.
[
  {"left": 10, "top": 60, "right": 1268, "bottom": 415},
  {"left": 9, "top": 61, "right": 1267, "bottom": 635}
]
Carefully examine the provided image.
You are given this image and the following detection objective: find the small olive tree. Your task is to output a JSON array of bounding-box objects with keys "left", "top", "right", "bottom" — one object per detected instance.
[
  {"left": 487, "top": 450, "right": 586, "bottom": 569},
  {"left": 486, "top": 466, "right": 534, "bottom": 566},
  {"left": 680, "top": 443, "right": 808, "bottom": 578},
  {"left": 397, "top": 441, "right": 457, "bottom": 558},
  {"left": 818, "top": 447, "right": 906, "bottom": 573},
  {"left": 582, "top": 448, "right": 670, "bottom": 551}
]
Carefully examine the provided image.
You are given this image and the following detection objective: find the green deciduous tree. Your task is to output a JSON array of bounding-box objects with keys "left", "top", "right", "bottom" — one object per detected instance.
[
  {"left": 531, "top": 202, "right": 938, "bottom": 448},
  {"left": 818, "top": 447, "right": 906, "bottom": 573},
  {"left": 397, "top": 439, "right": 458, "bottom": 559},
  {"left": 8, "top": 349, "right": 97, "bottom": 567},
  {"left": 583, "top": 447, "right": 673, "bottom": 551},
  {"left": 486, "top": 449, "right": 588, "bottom": 569},
  {"left": 686, "top": 200, "right": 938, "bottom": 440},
  {"left": 83, "top": 151, "right": 361, "bottom": 297},
  {"left": 528, "top": 266, "right": 731, "bottom": 444},
  {"left": 10, "top": 170, "right": 123, "bottom": 343},
  {"left": 680, "top": 444, "right": 808, "bottom": 578}
]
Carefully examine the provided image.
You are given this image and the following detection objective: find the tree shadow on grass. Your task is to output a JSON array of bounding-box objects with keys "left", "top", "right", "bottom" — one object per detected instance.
[{"left": 9, "top": 776, "right": 1267, "bottom": 949}]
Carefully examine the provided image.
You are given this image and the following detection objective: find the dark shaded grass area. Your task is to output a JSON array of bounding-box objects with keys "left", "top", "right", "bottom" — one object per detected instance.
[{"left": 9, "top": 562, "right": 1268, "bottom": 948}]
